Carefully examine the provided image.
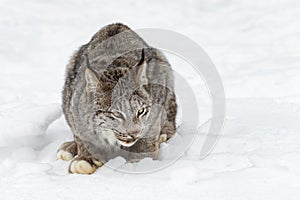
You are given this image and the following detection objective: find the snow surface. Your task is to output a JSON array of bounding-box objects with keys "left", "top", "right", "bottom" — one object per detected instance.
[{"left": 1, "top": 0, "right": 300, "bottom": 199}]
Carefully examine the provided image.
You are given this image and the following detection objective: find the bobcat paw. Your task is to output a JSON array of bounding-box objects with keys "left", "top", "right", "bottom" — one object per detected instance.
[
  {"left": 57, "top": 141, "right": 77, "bottom": 161},
  {"left": 57, "top": 150, "right": 74, "bottom": 161},
  {"left": 69, "top": 158, "right": 103, "bottom": 174},
  {"left": 159, "top": 134, "right": 167, "bottom": 143}
]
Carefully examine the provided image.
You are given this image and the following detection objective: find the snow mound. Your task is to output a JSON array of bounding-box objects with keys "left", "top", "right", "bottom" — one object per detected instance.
[{"left": 0, "top": 103, "right": 62, "bottom": 147}]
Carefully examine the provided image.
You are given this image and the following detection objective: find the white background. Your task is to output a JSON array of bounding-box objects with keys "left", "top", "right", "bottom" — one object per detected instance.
[{"left": 0, "top": 0, "right": 300, "bottom": 199}]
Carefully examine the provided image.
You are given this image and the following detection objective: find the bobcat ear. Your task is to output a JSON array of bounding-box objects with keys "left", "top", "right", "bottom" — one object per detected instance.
[
  {"left": 135, "top": 49, "right": 148, "bottom": 86},
  {"left": 85, "top": 68, "right": 100, "bottom": 94}
]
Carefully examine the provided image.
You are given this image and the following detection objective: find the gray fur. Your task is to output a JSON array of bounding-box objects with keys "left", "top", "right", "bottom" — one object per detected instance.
[{"left": 59, "top": 23, "right": 177, "bottom": 172}]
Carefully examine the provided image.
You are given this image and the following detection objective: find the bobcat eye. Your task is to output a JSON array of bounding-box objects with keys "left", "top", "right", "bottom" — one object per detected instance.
[
  {"left": 137, "top": 107, "right": 145, "bottom": 117},
  {"left": 112, "top": 111, "right": 123, "bottom": 119}
]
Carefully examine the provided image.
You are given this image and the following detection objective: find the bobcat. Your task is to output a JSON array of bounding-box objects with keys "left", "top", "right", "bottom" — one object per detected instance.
[{"left": 57, "top": 23, "right": 177, "bottom": 174}]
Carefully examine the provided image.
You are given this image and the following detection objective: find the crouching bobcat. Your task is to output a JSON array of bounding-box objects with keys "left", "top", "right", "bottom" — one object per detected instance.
[{"left": 57, "top": 23, "right": 177, "bottom": 174}]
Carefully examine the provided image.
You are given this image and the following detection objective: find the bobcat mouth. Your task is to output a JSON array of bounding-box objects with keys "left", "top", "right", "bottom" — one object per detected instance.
[
  {"left": 113, "top": 130, "right": 140, "bottom": 147},
  {"left": 116, "top": 137, "right": 139, "bottom": 147}
]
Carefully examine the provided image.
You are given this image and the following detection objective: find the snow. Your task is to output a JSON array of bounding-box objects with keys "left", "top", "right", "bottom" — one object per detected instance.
[
  {"left": 0, "top": 103, "right": 62, "bottom": 147},
  {"left": 1, "top": 0, "right": 300, "bottom": 199}
]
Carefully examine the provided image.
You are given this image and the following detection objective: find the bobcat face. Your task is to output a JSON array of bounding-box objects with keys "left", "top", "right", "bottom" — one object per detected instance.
[
  {"left": 99, "top": 88, "right": 151, "bottom": 147},
  {"left": 85, "top": 50, "right": 151, "bottom": 147}
]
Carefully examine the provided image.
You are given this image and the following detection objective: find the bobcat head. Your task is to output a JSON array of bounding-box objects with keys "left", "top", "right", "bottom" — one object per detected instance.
[{"left": 85, "top": 50, "right": 153, "bottom": 147}]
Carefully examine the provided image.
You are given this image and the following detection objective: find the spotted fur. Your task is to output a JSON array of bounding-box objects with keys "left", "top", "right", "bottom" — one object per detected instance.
[{"left": 58, "top": 23, "right": 177, "bottom": 174}]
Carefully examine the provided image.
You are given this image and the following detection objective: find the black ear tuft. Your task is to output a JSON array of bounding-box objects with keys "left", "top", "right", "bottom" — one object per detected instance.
[
  {"left": 86, "top": 55, "right": 90, "bottom": 67},
  {"left": 135, "top": 49, "right": 148, "bottom": 86},
  {"left": 137, "top": 49, "right": 145, "bottom": 66}
]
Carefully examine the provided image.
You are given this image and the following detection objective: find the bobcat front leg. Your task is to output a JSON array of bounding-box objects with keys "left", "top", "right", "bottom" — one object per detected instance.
[
  {"left": 160, "top": 91, "right": 177, "bottom": 144},
  {"left": 68, "top": 137, "right": 104, "bottom": 174},
  {"left": 123, "top": 137, "right": 160, "bottom": 162}
]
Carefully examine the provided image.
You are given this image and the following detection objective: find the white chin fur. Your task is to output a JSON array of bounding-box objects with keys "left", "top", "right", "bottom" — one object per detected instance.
[{"left": 101, "top": 129, "right": 117, "bottom": 145}]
